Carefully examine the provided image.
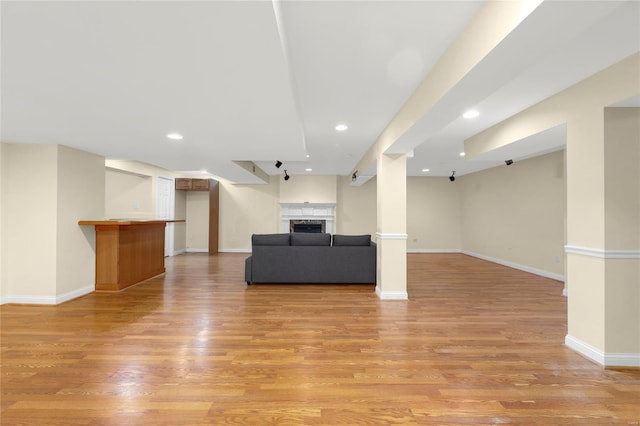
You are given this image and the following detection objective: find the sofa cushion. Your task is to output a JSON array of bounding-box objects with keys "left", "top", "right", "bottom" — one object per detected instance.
[
  {"left": 252, "top": 233, "right": 290, "bottom": 246},
  {"left": 291, "top": 232, "right": 331, "bottom": 246},
  {"left": 332, "top": 234, "right": 372, "bottom": 246}
]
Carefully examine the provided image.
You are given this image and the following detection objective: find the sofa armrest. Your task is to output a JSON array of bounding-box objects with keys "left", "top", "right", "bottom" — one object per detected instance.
[{"left": 244, "top": 256, "right": 252, "bottom": 284}]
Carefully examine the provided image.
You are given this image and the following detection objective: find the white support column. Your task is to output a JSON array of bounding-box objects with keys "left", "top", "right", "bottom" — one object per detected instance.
[{"left": 375, "top": 153, "right": 408, "bottom": 300}]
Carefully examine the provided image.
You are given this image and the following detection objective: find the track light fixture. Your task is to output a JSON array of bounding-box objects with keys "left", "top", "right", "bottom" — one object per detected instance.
[
  {"left": 449, "top": 171, "right": 456, "bottom": 182},
  {"left": 505, "top": 159, "right": 514, "bottom": 166},
  {"left": 275, "top": 160, "right": 283, "bottom": 169},
  {"left": 283, "top": 170, "right": 290, "bottom": 181},
  {"left": 352, "top": 170, "right": 358, "bottom": 182}
]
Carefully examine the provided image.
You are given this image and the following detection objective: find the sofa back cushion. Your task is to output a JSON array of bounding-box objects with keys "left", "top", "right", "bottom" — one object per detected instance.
[
  {"left": 332, "top": 234, "right": 372, "bottom": 246},
  {"left": 291, "top": 232, "right": 331, "bottom": 246},
  {"left": 252, "top": 233, "right": 290, "bottom": 246}
]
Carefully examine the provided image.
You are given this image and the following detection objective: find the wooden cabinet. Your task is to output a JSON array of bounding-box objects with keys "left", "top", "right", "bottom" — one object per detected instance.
[
  {"left": 175, "top": 178, "right": 219, "bottom": 254},
  {"left": 78, "top": 220, "right": 184, "bottom": 291},
  {"left": 192, "top": 179, "right": 210, "bottom": 190},
  {"left": 175, "top": 178, "right": 192, "bottom": 190},
  {"left": 175, "top": 178, "right": 209, "bottom": 190}
]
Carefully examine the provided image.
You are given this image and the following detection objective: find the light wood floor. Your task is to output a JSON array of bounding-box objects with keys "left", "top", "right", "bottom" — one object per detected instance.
[{"left": 1, "top": 253, "right": 639, "bottom": 425}]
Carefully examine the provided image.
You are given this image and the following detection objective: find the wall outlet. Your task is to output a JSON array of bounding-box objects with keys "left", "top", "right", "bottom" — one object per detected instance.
[{"left": 554, "top": 256, "right": 561, "bottom": 263}]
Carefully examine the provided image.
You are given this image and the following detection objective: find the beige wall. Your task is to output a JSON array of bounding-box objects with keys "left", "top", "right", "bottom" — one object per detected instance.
[
  {"left": 105, "top": 168, "right": 153, "bottom": 219},
  {"left": 186, "top": 191, "right": 210, "bottom": 251},
  {"left": 603, "top": 107, "right": 640, "bottom": 354},
  {"left": 336, "top": 176, "right": 376, "bottom": 236},
  {"left": 279, "top": 175, "right": 337, "bottom": 204},
  {"left": 407, "top": 176, "right": 462, "bottom": 251},
  {"left": 1, "top": 143, "right": 105, "bottom": 303},
  {"left": 56, "top": 146, "right": 105, "bottom": 297},
  {"left": 0, "top": 143, "right": 4, "bottom": 299},
  {"left": 460, "top": 150, "right": 565, "bottom": 277},
  {"left": 219, "top": 176, "right": 280, "bottom": 250},
  {"left": 3, "top": 144, "right": 58, "bottom": 299},
  {"left": 604, "top": 108, "right": 640, "bottom": 250}
]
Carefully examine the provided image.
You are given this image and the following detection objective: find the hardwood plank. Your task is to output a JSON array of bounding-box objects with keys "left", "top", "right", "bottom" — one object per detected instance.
[{"left": 1, "top": 253, "right": 639, "bottom": 425}]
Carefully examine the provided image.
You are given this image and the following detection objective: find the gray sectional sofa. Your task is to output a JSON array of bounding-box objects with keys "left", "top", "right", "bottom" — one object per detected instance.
[{"left": 244, "top": 233, "right": 376, "bottom": 284}]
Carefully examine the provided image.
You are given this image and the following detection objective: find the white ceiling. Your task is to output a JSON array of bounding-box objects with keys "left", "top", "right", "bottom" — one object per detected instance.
[{"left": 1, "top": 1, "right": 639, "bottom": 183}]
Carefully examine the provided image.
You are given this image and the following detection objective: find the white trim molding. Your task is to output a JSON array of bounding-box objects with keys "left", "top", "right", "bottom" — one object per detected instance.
[
  {"left": 565, "top": 245, "right": 640, "bottom": 259},
  {"left": 462, "top": 250, "right": 564, "bottom": 282},
  {"left": 219, "top": 248, "right": 251, "bottom": 253},
  {"left": 0, "top": 285, "right": 94, "bottom": 306},
  {"left": 375, "top": 286, "right": 409, "bottom": 300},
  {"left": 186, "top": 248, "right": 209, "bottom": 253},
  {"left": 565, "top": 335, "right": 640, "bottom": 367},
  {"left": 407, "top": 248, "right": 461, "bottom": 253},
  {"left": 375, "top": 232, "right": 408, "bottom": 240}
]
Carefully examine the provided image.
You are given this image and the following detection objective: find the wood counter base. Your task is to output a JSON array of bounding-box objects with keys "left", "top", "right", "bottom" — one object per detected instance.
[{"left": 79, "top": 220, "right": 182, "bottom": 291}]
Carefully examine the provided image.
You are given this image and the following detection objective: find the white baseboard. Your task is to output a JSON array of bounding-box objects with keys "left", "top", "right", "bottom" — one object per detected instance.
[
  {"left": 565, "top": 334, "right": 640, "bottom": 367},
  {"left": 56, "top": 285, "right": 94, "bottom": 304},
  {"left": 407, "top": 248, "right": 462, "bottom": 253},
  {"left": 0, "top": 285, "right": 94, "bottom": 306},
  {"left": 219, "top": 248, "right": 251, "bottom": 253},
  {"left": 171, "top": 248, "right": 186, "bottom": 256},
  {"left": 375, "top": 286, "right": 408, "bottom": 300},
  {"left": 462, "top": 250, "right": 564, "bottom": 282},
  {"left": 186, "top": 248, "right": 208, "bottom": 253},
  {"left": 562, "top": 287, "right": 568, "bottom": 297}
]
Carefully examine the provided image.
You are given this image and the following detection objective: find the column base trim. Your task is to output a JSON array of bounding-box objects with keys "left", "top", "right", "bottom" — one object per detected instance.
[
  {"left": 565, "top": 334, "right": 640, "bottom": 367},
  {"left": 565, "top": 245, "right": 640, "bottom": 259},
  {"left": 375, "top": 286, "right": 408, "bottom": 300},
  {"left": 376, "top": 232, "right": 408, "bottom": 240}
]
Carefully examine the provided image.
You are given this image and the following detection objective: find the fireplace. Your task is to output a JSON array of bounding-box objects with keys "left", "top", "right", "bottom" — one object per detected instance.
[
  {"left": 280, "top": 203, "right": 335, "bottom": 234},
  {"left": 290, "top": 220, "right": 326, "bottom": 233}
]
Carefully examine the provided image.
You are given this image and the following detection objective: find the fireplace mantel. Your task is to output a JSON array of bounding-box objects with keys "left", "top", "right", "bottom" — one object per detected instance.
[{"left": 280, "top": 203, "right": 336, "bottom": 233}]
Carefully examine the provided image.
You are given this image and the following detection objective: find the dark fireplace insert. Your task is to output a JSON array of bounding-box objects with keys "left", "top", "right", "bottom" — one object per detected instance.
[{"left": 290, "top": 220, "right": 326, "bottom": 233}]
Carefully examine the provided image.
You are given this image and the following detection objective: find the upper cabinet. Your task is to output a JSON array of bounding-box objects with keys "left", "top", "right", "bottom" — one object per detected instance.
[{"left": 175, "top": 178, "right": 209, "bottom": 191}]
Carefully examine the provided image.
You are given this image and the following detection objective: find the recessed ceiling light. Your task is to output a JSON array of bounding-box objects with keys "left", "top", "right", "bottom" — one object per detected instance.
[
  {"left": 305, "top": 168, "right": 312, "bottom": 172},
  {"left": 459, "top": 152, "right": 465, "bottom": 157},
  {"left": 166, "top": 132, "right": 183, "bottom": 140},
  {"left": 335, "top": 123, "right": 348, "bottom": 132},
  {"left": 463, "top": 110, "right": 479, "bottom": 119},
  {"left": 306, "top": 154, "right": 310, "bottom": 158},
  {"left": 422, "top": 168, "right": 430, "bottom": 172}
]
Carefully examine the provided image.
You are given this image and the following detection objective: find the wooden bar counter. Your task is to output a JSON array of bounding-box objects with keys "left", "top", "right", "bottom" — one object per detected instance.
[{"left": 79, "top": 219, "right": 184, "bottom": 291}]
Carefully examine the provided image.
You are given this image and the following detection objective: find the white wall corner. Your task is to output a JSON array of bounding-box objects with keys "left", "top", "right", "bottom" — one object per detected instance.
[
  {"left": 375, "top": 286, "right": 409, "bottom": 300},
  {"left": 565, "top": 334, "right": 640, "bottom": 367}
]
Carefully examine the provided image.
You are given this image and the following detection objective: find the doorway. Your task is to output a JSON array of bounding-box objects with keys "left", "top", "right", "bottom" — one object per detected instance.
[{"left": 157, "top": 176, "right": 175, "bottom": 256}]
